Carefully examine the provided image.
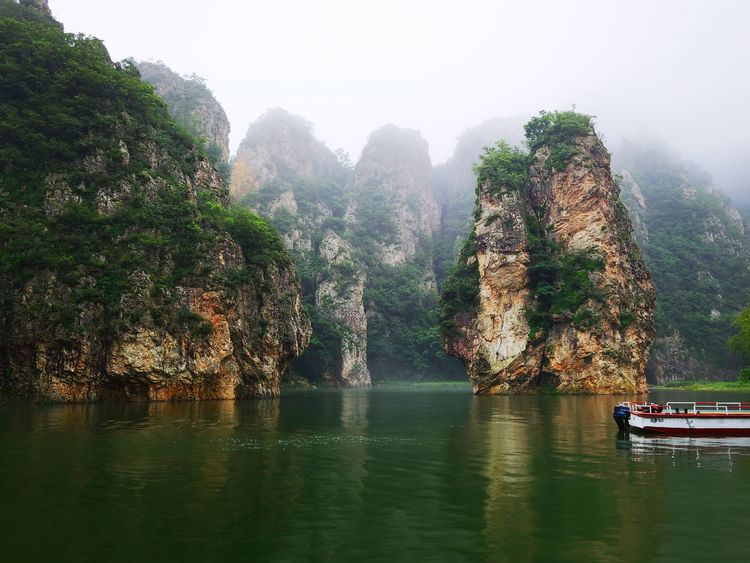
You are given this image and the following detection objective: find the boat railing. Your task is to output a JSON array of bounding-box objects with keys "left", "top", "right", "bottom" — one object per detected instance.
[
  {"left": 620, "top": 401, "right": 750, "bottom": 414},
  {"left": 666, "top": 401, "right": 750, "bottom": 414}
]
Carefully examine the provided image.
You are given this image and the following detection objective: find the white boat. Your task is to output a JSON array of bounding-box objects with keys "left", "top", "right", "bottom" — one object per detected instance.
[{"left": 613, "top": 401, "right": 750, "bottom": 436}]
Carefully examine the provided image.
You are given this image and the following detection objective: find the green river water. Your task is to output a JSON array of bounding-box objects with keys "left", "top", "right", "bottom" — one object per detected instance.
[{"left": 1, "top": 388, "right": 749, "bottom": 562}]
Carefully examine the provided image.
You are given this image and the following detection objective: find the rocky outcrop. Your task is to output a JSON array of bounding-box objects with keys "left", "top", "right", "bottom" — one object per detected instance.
[
  {"left": 432, "top": 117, "right": 526, "bottom": 283},
  {"left": 647, "top": 332, "right": 719, "bottom": 383},
  {"left": 230, "top": 109, "right": 371, "bottom": 386},
  {"left": 9, "top": 261, "right": 310, "bottom": 401},
  {"left": 444, "top": 114, "right": 655, "bottom": 394},
  {"left": 2, "top": 144, "right": 310, "bottom": 401},
  {"left": 615, "top": 142, "right": 750, "bottom": 382},
  {"left": 344, "top": 125, "right": 457, "bottom": 379},
  {"left": 231, "top": 108, "right": 343, "bottom": 200},
  {"left": 315, "top": 231, "right": 370, "bottom": 387},
  {"left": 0, "top": 7, "right": 310, "bottom": 402},
  {"left": 233, "top": 114, "right": 458, "bottom": 383},
  {"left": 135, "top": 61, "right": 231, "bottom": 161},
  {"left": 347, "top": 125, "right": 439, "bottom": 268},
  {"left": 21, "top": 0, "right": 51, "bottom": 17}
]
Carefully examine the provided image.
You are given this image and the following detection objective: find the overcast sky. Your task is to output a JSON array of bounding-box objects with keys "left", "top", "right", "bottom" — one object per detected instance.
[{"left": 50, "top": 0, "right": 750, "bottom": 196}]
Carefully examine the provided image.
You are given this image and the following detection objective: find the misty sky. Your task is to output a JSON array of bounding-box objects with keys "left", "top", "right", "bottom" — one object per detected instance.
[{"left": 50, "top": 0, "right": 750, "bottom": 196}]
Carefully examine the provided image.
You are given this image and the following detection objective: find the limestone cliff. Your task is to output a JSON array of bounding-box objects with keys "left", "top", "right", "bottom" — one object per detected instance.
[
  {"left": 234, "top": 115, "right": 458, "bottom": 383},
  {"left": 315, "top": 231, "right": 369, "bottom": 387},
  {"left": 0, "top": 5, "right": 310, "bottom": 401},
  {"left": 232, "top": 109, "right": 370, "bottom": 387},
  {"left": 347, "top": 125, "right": 457, "bottom": 379},
  {"left": 135, "top": 60, "right": 231, "bottom": 163},
  {"left": 231, "top": 108, "right": 344, "bottom": 200},
  {"left": 443, "top": 112, "right": 655, "bottom": 394},
  {"left": 615, "top": 142, "right": 750, "bottom": 382},
  {"left": 433, "top": 117, "right": 526, "bottom": 284},
  {"left": 347, "top": 125, "right": 439, "bottom": 268}
]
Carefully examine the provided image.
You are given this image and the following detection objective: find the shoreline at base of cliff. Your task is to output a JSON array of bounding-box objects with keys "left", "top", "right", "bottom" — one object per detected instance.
[{"left": 651, "top": 380, "right": 750, "bottom": 391}]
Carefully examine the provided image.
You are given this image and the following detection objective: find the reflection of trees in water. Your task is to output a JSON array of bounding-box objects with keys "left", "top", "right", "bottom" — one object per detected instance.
[
  {"left": 215, "top": 391, "right": 374, "bottom": 561},
  {"left": 1, "top": 399, "right": 251, "bottom": 561},
  {"left": 15, "top": 393, "right": 750, "bottom": 561}
]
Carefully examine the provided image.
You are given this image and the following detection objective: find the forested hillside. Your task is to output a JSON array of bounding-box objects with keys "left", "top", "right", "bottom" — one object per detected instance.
[
  {"left": 615, "top": 142, "right": 750, "bottom": 381},
  {"left": 135, "top": 60, "right": 231, "bottom": 180},
  {"left": 0, "top": 0, "right": 310, "bottom": 401}
]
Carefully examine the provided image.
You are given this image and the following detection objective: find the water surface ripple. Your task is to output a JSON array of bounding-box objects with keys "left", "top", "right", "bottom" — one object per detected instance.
[{"left": 1, "top": 389, "right": 749, "bottom": 562}]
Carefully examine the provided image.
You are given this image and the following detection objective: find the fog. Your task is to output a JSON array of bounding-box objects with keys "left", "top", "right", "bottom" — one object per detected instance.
[{"left": 50, "top": 0, "right": 750, "bottom": 199}]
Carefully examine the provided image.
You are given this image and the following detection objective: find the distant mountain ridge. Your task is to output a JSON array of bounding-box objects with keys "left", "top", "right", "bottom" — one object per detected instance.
[
  {"left": 233, "top": 110, "right": 461, "bottom": 385},
  {"left": 615, "top": 142, "right": 750, "bottom": 382}
]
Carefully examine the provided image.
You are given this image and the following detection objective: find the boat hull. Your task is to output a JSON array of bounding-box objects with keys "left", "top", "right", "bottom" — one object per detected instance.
[{"left": 628, "top": 412, "right": 750, "bottom": 436}]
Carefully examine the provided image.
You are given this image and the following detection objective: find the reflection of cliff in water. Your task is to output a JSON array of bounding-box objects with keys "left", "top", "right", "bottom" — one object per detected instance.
[
  {"left": 473, "top": 395, "right": 538, "bottom": 560},
  {"left": 474, "top": 395, "right": 664, "bottom": 561},
  {"left": 616, "top": 430, "right": 750, "bottom": 559},
  {"left": 216, "top": 391, "right": 375, "bottom": 561}
]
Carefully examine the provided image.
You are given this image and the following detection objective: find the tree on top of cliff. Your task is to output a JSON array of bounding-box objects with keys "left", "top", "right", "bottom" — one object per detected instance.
[
  {"left": 472, "top": 142, "right": 529, "bottom": 197},
  {"left": 524, "top": 110, "right": 595, "bottom": 171},
  {"left": 439, "top": 110, "right": 608, "bottom": 341},
  {"left": 524, "top": 110, "right": 595, "bottom": 150}
]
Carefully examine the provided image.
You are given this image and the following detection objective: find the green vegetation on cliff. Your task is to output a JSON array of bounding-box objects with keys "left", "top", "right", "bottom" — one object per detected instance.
[
  {"left": 366, "top": 253, "right": 452, "bottom": 378},
  {"left": 0, "top": 2, "right": 287, "bottom": 336},
  {"left": 239, "top": 172, "right": 351, "bottom": 384},
  {"left": 438, "top": 232, "right": 479, "bottom": 334},
  {"left": 432, "top": 117, "right": 526, "bottom": 287},
  {"left": 524, "top": 110, "right": 594, "bottom": 171},
  {"left": 524, "top": 212, "right": 604, "bottom": 337},
  {"left": 238, "top": 116, "right": 464, "bottom": 383},
  {"left": 135, "top": 60, "right": 231, "bottom": 181},
  {"left": 728, "top": 307, "right": 750, "bottom": 382},
  {"left": 616, "top": 143, "right": 750, "bottom": 377},
  {"left": 473, "top": 142, "right": 528, "bottom": 197},
  {"left": 440, "top": 113, "right": 604, "bottom": 340}
]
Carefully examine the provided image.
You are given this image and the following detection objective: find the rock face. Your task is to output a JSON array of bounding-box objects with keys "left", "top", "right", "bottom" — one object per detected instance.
[
  {"left": 234, "top": 115, "right": 459, "bottom": 383},
  {"left": 347, "top": 125, "right": 439, "bottom": 268},
  {"left": 433, "top": 117, "right": 526, "bottom": 283},
  {"left": 231, "top": 108, "right": 343, "bottom": 200},
  {"left": 232, "top": 109, "right": 370, "bottom": 387},
  {"left": 615, "top": 142, "right": 750, "bottom": 382},
  {"left": 444, "top": 114, "right": 655, "bottom": 394},
  {"left": 315, "top": 231, "right": 370, "bottom": 387},
  {"left": 10, "top": 254, "right": 310, "bottom": 401},
  {"left": 346, "top": 125, "right": 457, "bottom": 379},
  {"left": 135, "top": 61, "right": 231, "bottom": 162},
  {"left": 0, "top": 6, "right": 310, "bottom": 402}
]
